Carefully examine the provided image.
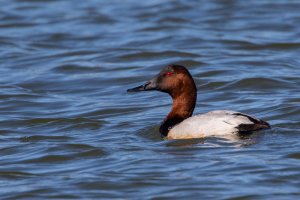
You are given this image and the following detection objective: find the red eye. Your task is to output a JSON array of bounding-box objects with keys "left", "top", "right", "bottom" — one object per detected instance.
[{"left": 165, "top": 72, "right": 173, "bottom": 76}]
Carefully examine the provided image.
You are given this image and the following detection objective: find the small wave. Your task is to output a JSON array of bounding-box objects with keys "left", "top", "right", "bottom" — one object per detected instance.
[
  {"left": 223, "top": 77, "right": 293, "bottom": 90},
  {"left": 53, "top": 64, "right": 101, "bottom": 74},
  {"left": 20, "top": 135, "right": 73, "bottom": 143},
  {"left": 0, "top": 171, "right": 37, "bottom": 179},
  {"left": 286, "top": 153, "right": 300, "bottom": 159},
  {"left": 118, "top": 51, "right": 199, "bottom": 61},
  {"left": 241, "top": 42, "right": 300, "bottom": 50}
]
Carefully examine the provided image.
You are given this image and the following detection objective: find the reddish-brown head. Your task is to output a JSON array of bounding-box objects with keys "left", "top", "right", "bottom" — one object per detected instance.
[
  {"left": 127, "top": 64, "right": 197, "bottom": 137},
  {"left": 127, "top": 64, "right": 196, "bottom": 98}
]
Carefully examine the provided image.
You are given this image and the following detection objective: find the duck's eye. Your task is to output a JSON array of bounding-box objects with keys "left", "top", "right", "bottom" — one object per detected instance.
[{"left": 165, "top": 72, "right": 173, "bottom": 76}]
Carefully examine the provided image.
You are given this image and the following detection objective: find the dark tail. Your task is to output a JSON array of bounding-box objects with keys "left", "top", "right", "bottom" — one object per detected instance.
[{"left": 234, "top": 113, "right": 271, "bottom": 134}]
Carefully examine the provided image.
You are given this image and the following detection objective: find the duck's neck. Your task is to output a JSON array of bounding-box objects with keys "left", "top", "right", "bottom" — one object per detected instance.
[{"left": 160, "top": 90, "right": 197, "bottom": 137}]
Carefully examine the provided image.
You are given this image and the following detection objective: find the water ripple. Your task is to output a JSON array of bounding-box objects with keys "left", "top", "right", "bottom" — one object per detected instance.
[{"left": 1, "top": 0, "right": 300, "bottom": 199}]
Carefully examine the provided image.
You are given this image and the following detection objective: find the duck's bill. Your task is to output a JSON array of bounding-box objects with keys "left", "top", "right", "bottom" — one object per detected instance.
[
  {"left": 127, "top": 84, "right": 147, "bottom": 92},
  {"left": 127, "top": 80, "right": 157, "bottom": 92}
]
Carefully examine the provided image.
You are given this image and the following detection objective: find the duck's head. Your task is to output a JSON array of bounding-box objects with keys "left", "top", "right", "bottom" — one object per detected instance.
[
  {"left": 128, "top": 64, "right": 197, "bottom": 136},
  {"left": 127, "top": 64, "right": 196, "bottom": 98}
]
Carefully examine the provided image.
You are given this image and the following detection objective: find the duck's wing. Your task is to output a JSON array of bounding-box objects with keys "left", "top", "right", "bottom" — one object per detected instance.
[{"left": 167, "top": 110, "right": 270, "bottom": 139}]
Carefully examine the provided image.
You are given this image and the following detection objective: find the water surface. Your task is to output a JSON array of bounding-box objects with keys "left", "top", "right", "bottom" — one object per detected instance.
[{"left": 1, "top": 0, "right": 300, "bottom": 199}]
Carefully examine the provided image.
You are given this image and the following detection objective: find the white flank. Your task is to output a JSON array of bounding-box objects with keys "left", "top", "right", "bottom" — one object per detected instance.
[{"left": 167, "top": 110, "right": 258, "bottom": 140}]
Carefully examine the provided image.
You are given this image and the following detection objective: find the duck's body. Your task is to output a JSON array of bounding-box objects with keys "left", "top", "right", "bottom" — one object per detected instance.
[
  {"left": 167, "top": 110, "right": 270, "bottom": 139},
  {"left": 128, "top": 64, "right": 270, "bottom": 139}
]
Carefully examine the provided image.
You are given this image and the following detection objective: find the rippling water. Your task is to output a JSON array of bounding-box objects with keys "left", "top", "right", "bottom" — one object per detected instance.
[{"left": 1, "top": 0, "right": 300, "bottom": 199}]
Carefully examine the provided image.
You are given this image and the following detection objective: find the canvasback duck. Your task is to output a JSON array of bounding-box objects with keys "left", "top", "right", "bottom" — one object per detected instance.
[{"left": 127, "top": 64, "right": 270, "bottom": 139}]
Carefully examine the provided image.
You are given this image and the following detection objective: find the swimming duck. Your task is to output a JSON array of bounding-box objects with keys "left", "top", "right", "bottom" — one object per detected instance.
[{"left": 127, "top": 65, "right": 270, "bottom": 139}]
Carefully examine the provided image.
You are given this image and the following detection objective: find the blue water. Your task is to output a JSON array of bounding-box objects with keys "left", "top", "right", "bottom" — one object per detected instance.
[{"left": 0, "top": 0, "right": 300, "bottom": 199}]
